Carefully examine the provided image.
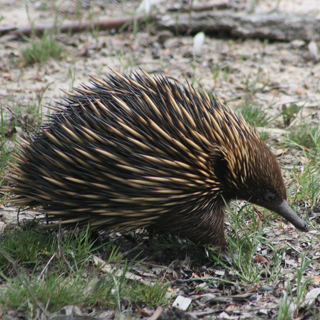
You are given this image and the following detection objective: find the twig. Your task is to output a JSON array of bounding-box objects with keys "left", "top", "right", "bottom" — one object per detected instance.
[
  {"left": 38, "top": 253, "right": 56, "bottom": 280},
  {"left": 0, "top": 14, "right": 149, "bottom": 40},
  {"left": 122, "top": 242, "right": 144, "bottom": 257},
  {"left": 285, "top": 241, "right": 308, "bottom": 258},
  {"left": 149, "top": 306, "right": 163, "bottom": 320}
]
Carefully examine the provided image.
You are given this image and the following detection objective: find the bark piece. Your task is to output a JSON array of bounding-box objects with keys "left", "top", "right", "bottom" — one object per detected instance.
[{"left": 157, "top": 11, "right": 320, "bottom": 41}]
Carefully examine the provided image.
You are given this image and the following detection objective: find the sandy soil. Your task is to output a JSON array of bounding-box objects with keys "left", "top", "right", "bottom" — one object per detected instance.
[{"left": 1, "top": 0, "right": 319, "bottom": 115}]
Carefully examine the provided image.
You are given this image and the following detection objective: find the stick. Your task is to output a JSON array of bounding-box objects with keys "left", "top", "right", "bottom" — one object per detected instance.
[{"left": 0, "top": 14, "right": 148, "bottom": 39}]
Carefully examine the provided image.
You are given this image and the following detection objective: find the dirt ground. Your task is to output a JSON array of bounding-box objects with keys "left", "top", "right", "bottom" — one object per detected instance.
[
  {"left": 1, "top": 0, "right": 320, "bottom": 319},
  {"left": 1, "top": 0, "right": 320, "bottom": 112}
]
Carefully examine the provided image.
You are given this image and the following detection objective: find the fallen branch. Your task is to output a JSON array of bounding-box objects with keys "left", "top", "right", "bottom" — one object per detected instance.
[
  {"left": 156, "top": 11, "right": 320, "bottom": 41},
  {"left": 0, "top": 14, "right": 149, "bottom": 40}
]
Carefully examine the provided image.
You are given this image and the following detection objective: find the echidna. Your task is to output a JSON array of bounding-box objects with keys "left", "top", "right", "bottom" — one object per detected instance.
[{"left": 4, "top": 70, "right": 307, "bottom": 248}]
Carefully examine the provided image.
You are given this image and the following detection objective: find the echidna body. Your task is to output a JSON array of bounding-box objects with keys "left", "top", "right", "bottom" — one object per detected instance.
[{"left": 6, "top": 71, "right": 307, "bottom": 248}]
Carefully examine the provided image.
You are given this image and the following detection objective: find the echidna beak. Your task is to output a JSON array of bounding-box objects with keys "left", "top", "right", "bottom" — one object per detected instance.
[{"left": 274, "top": 200, "right": 308, "bottom": 232}]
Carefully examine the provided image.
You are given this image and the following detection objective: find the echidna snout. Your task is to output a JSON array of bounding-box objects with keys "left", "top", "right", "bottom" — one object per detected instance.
[
  {"left": 4, "top": 70, "right": 308, "bottom": 247},
  {"left": 271, "top": 201, "right": 308, "bottom": 231}
]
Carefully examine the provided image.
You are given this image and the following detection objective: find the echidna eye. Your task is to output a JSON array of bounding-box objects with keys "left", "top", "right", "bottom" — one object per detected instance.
[{"left": 263, "top": 191, "right": 276, "bottom": 203}]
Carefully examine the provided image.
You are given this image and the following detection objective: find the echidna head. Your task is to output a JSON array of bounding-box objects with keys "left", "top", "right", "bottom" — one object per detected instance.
[
  {"left": 237, "top": 144, "right": 286, "bottom": 209},
  {"left": 213, "top": 137, "right": 308, "bottom": 231}
]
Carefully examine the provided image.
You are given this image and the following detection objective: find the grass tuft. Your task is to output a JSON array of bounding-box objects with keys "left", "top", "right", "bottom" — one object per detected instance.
[
  {"left": 21, "top": 33, "right": 64, "bottom": 65},
  {"left": 209, "top": 203, "right": 269, "bottom": 284},
  {"left": 0, "top": 225, "right": 168, "bottom": 316},
  {"left": 287, "top": 120, "right": 320, "bottom": 153},
  {"left": 237, "top": 98, "right": 278, "bottom": 128}
]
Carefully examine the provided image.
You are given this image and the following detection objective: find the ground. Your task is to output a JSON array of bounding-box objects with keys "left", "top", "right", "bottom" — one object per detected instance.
[{"left": 0, "top": 0, "right": 320, "bottom": 319}]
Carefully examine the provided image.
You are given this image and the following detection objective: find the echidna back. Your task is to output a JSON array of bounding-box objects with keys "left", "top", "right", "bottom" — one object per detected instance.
[{"left": 8, "top": 71, "right": 259, "bottom": 245}]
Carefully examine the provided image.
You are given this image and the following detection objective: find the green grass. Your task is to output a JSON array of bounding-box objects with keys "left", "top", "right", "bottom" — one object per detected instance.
[
  {"left": 283, "top": 116, "right": 320, "bottom": 210},
  {"left": 0, "top": 224, "right": 98, "bottom": 273},
  {"left": 21, "top": 33, "right": 64, "bottom": 65},
  {"left": 236, "top": 98, "right": 278, "bottom": 128},
  {"left": 207, "top": 198, "right": 312, "bottom": 287},
  {"left": 0, "top": 226, "right": 168, "bottom": 316},
  {"left": 277, "top": 254, "right": 313, "bottom": 320},
  {"left": 0, "top": 273, "right": 88, "bottom": 313},
  {"left": 281, "top": 103, "right": 302, "bottom": 127},
  {"left": 287, "top": 120, "right": 320, "bottom": 154},
  {"left": 288, "top": 162, "right": 320, "bottom": 208},
  {"left": 208, "top": 203, "right": 270, "bottom": 284},
  {"left": 0, "top": 271, "right": 168, "bottom": 314},
  {"left": 235, "top": 98, "right": 280, "bottom": 141},
  {"left": 0, "top": 225, "right": 54, "bottom": 269},
  {"left": 2, "top": 97, "right": 43, "bottom": 136}
]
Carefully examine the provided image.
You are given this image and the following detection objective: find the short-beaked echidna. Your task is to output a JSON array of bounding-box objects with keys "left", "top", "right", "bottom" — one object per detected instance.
[{"left": 5, "top": 70, "right": 308, "bottom": 248}]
